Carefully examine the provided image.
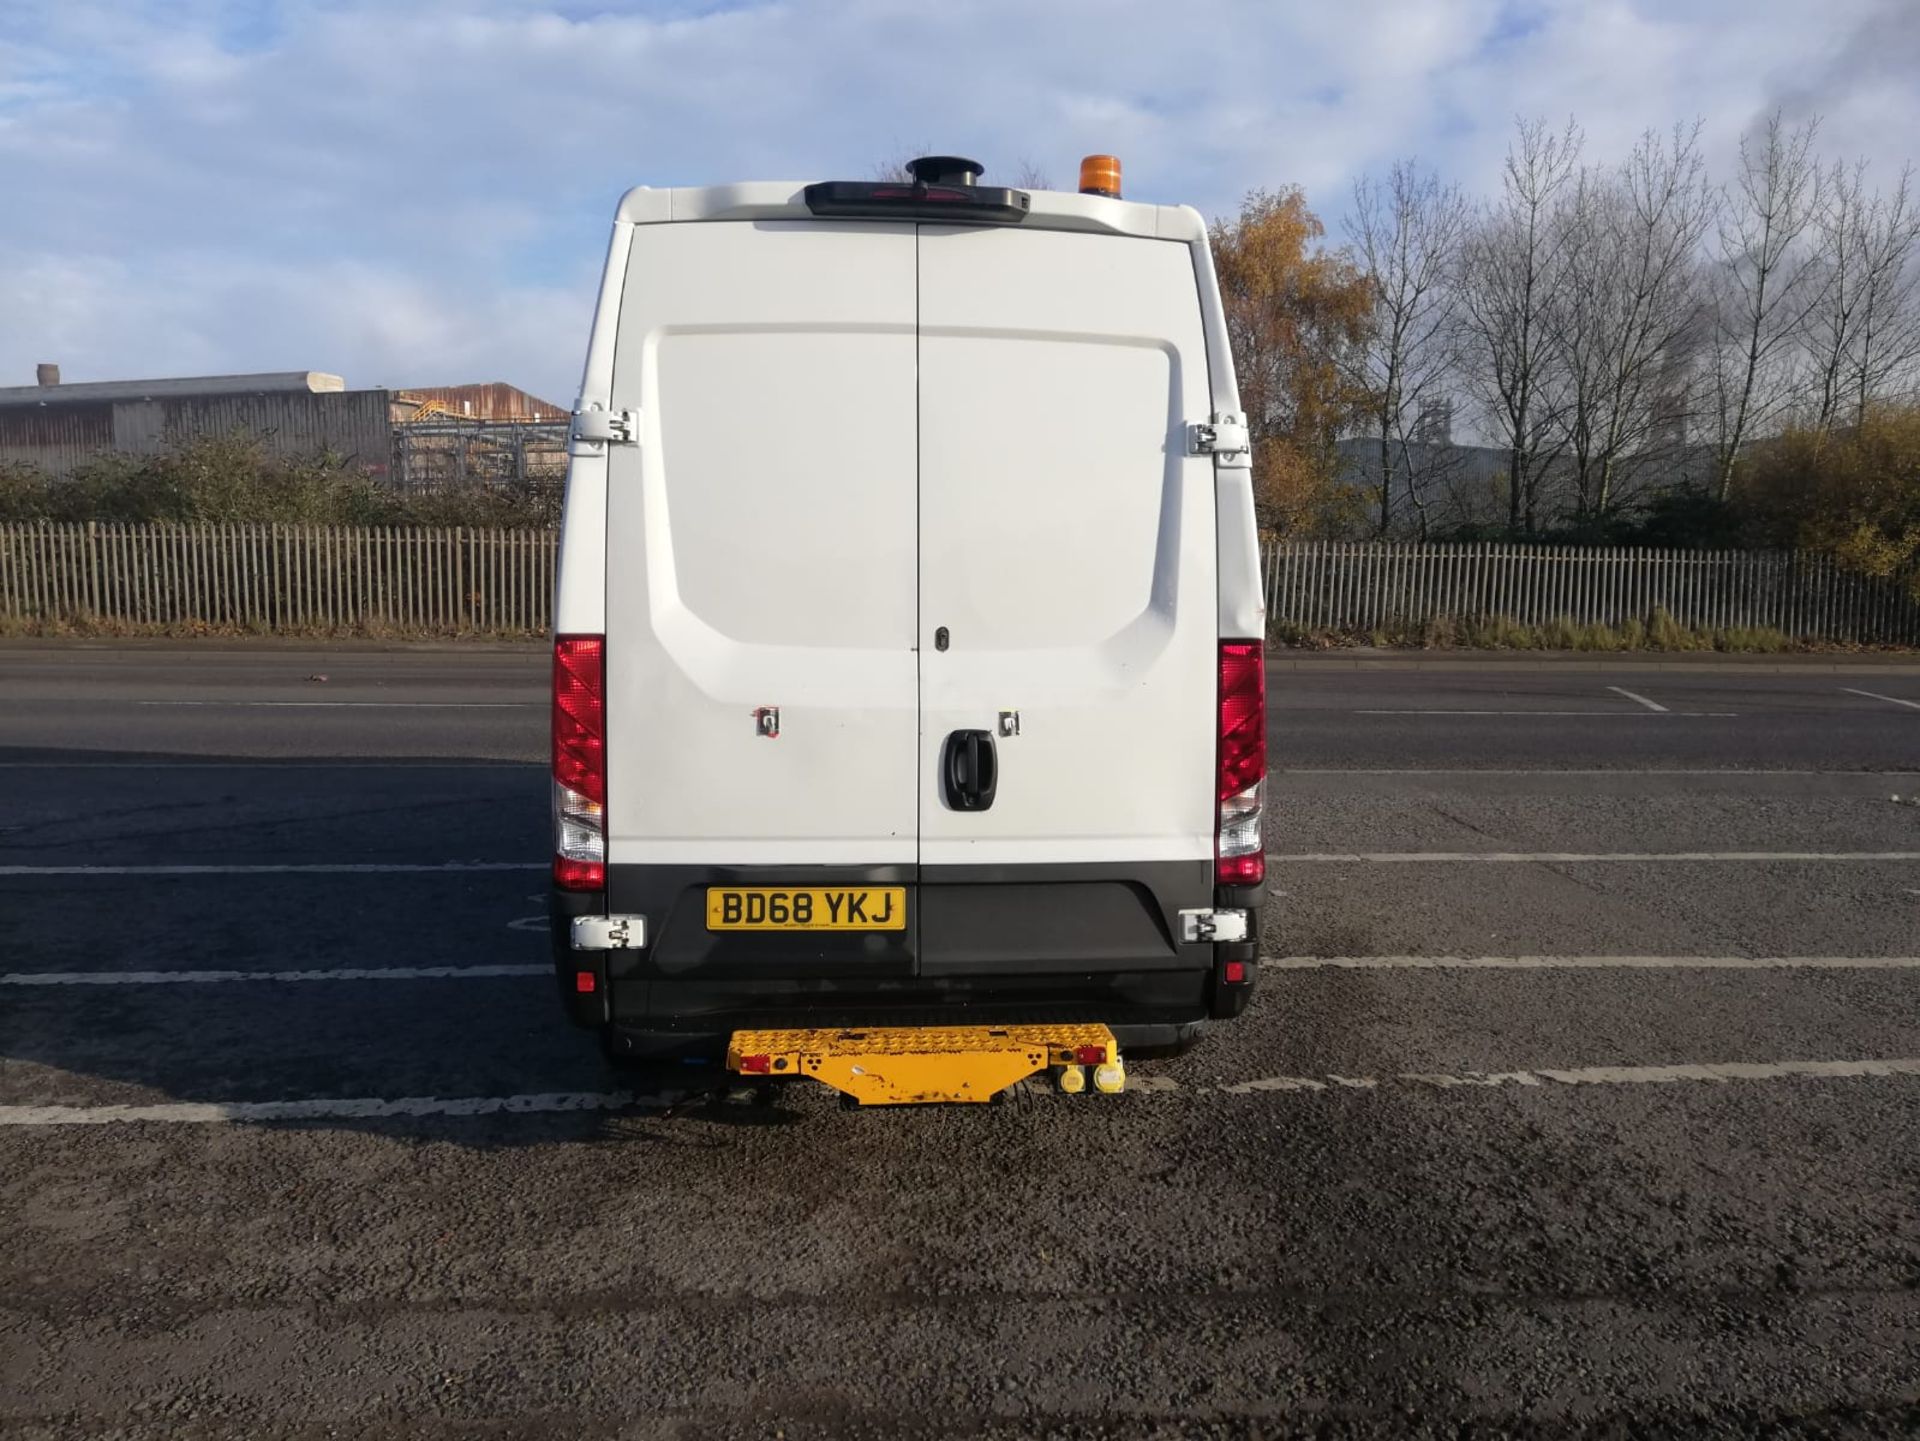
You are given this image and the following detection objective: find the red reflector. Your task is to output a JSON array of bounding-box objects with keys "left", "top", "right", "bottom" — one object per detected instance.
[
  {"left": 1217, "top": 851, "right": 1264, "bottom": 885},
  {"left": 1073, "top": 1044, "right": 1106, "bottom": 1066},
  {"left": 1217, "top": 641, "right": 1266, "bottom": 801},
  {"left": 739, "top": 1054, "right": 771, "bottom": 1074},
  {"left": 574, "top": 970, "right": 597, "bottom": 994},
  {"left": 553, "top": 856, "right": 605, "bottom": 891},
  {"left": 1223, "top": 960, "right": 1247, "bottom": 984},
  {"left": 553, "top": 635, "right": 606, "bottom": 806}
]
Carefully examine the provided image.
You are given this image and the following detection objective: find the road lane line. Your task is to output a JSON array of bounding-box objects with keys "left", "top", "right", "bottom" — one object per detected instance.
[
  {"left": 7, "top": 1057, "right": 1918, "bottom": 1125},
  {"left": 39, "top": 956, "right": 1903, "bottom": 984},
  {"left": 0, "top": 1093, "right": 650, "bottom": 1126},
  {"left": 135, "top": 701, "right": 537, "bottom": 709},
  {"left": 0, "top": 863, "right": 547, "bottom": 876},
  {"left": 1354, "top": 709, "right": 1737, "bottom": 717},
  {"left": 1843, "top": 687, "right": 1920, "bottom": 711},
  {"left": 1277, "top": 768, "right": 1920, "bottom": 776},
  {"left": 1265, "top": 955, "right": 1920, "bottom": 970},
  {"left": 1266, "top": 850, "right": 1920, "bottom": 863},
  {"left": 0, "top": 762, "right": 544, "bottom": 769},
  {"left": 1607, "top": 686, "right": 1669, "bottom": 712},
  {"left": 1, "top": 965, "right": 550, "bottom": 986}
]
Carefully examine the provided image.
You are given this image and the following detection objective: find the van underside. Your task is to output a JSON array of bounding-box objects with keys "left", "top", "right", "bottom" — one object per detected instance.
[{"left": 551, "top": 865, "right": 1259, "bottom": 1062}]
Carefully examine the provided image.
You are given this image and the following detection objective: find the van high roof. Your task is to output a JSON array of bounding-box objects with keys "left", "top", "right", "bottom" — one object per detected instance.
[{"left": 612, "top": 181, "right": 1206, "bottom": 243}]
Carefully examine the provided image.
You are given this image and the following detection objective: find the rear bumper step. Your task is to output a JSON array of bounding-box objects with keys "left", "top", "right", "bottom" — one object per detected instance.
[{"left": 726, "top": 1023, "right": 1123, "bottom": 1106}]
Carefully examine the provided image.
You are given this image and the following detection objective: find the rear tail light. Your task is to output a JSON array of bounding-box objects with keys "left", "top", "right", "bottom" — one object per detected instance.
[
  {"left": 1216, "top": 640, "right": 1265, "bottom": 886},
  {"left": 552, "top": 634, "right": 606, "bottom": 891}
]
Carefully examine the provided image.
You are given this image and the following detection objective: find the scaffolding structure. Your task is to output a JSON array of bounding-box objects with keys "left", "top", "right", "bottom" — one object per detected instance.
[{"left": 390, "top": 418, "right": 569, "bottom": 493}]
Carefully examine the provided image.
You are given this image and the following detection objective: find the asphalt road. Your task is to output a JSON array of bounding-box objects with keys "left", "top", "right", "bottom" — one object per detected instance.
[{"left": 3, "top": 645, "right": 1918, "bottom": 1438}]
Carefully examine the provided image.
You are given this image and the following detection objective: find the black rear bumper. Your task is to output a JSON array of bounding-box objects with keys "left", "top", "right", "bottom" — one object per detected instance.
[{"left": 552, "top": 861, "right": 1262, "bottom": 1056}]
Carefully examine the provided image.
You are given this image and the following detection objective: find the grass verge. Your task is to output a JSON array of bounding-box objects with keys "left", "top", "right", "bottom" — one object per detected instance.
[
  {"left": 0, "top": 613, "right": 542, "bottom": 641},
  {"left": 1271, "top": 608, "right": 1904, "bottom": 654}
]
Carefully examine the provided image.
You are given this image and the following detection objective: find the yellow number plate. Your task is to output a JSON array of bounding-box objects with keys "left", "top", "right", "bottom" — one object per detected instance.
[{"left": 705, "top": 886, "right": 906, "bottom": 932}]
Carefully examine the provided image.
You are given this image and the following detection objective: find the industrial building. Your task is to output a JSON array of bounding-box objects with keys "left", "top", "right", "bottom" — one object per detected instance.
[{"left": 0, "top": 366, "right": 567, "bottom": 486}]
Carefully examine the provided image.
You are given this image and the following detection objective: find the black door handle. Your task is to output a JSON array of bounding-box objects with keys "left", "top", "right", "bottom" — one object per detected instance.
[{"left": 942, "top": 729, "right": 997, "bottom": 811}]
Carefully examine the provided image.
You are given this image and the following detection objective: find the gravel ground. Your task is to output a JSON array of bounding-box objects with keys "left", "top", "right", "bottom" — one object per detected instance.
[{"left": 2, "top": 648, "right": 1916, "bottom": 1437}]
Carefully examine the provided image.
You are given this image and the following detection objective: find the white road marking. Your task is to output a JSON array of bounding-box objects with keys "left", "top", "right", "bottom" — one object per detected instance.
[
  {"left": 49, "top": 954, "right": 1899, "bottom": 984},
  {"left": 1607, "top": 685, "right": 1669, "bottom": 713},
  {"left": 1278, "top": 768, "right": 1920, "bottom": 776},
  {"left": 6, "top": 1056, "right": 1916, "bottom": 1125},
  {"left": 0, "top": 1092, "right": 650, "bottom": 1126},
  {"left": 0, "top": 759, "right": 545, "bottom": 771},
  {"left": 1265, "top": 954, "right": 1920, "bottom": 970},
  {"left": 1266, "top": 850, "right": 1920, "bottom": 863},
  {"left": 1354, "top": 709, "right": 1737, "bottom": 717},
  {"left": 0, "top": 862, "right": 546, "bottom": 876},
  {"left": 1227, "top": 1057, "right": 1920, "bottom": 1094},
  {"left": 135, "top": 701, "right": 537, "bottom": 709},
  {"left": 1, "top": 964, "right": 549, "bottom": 987},
  {"left": 1843, "top": 687, "right": 1920, "bottom": 712}
]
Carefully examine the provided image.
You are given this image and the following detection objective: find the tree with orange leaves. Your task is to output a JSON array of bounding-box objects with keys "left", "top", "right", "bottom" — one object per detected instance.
[{"left": 1210, "top": 188, "right": 1375, "bottom": 536}]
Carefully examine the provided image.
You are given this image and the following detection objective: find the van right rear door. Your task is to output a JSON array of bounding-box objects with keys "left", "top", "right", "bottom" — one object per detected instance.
[{"left": 915, "top": 224, "right": 1219, "bottom": 975}]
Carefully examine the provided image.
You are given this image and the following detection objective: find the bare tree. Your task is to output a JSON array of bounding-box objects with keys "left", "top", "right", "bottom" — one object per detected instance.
[
  {"left": 1344, "top": 159, "right": 1471, "bottom": 535},
  {"left": 1847, "top": 166, "right": 1920, "bottom": 423},
  {"left": 1009, "top": 158, "right": 1054, "bottom": 190},
  {"left": 1548, "top": 124, "right": 1716, "bottom": 520},
  {"left": 1805, "top": 158, "right": 1875, "bottom": 430},
  {"left": 1455, "top": 117, "right": 1584, "bottom": 534},
  {"left": 1708, "top": 110, "right": 1826, "bottom": 498}
]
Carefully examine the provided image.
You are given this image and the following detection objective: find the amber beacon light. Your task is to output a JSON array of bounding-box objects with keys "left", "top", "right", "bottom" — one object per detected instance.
[{"left": 1078, "top": 153, "right": 1122, "bottom": 199}]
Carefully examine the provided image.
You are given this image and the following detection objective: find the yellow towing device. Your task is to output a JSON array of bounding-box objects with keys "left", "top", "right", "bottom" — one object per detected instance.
[{"left": 725, "top": 1023, "right": 1126, "bottom": 1106}]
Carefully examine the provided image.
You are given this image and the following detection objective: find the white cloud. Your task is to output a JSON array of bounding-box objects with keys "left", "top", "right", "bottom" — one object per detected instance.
[{"left": 0, "top": 0, "right": 1915, "bottom": 402}]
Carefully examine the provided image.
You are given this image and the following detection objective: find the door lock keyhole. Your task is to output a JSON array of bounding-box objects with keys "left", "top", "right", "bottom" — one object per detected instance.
[{"left": 934, "top": 626, "right": 950, "bottom": 652}]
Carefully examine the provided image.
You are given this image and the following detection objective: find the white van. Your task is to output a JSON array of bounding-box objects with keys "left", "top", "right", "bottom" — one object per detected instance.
[{"left": 548, "top": 156, "right": 1267, "bottom": 1088}]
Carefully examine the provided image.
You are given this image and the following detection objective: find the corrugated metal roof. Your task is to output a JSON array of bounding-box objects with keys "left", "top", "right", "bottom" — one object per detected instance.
[
  {"left": 0, "top": 372, "right": 346, "bottom": 406},
  {"left": 393, "top": 382, "right": 567, "bottom": 422}
]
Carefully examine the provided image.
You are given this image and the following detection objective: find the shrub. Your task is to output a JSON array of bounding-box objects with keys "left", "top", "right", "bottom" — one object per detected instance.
[
  {"left": 1739, "top": 405, "right": 1920, "bottom": 598},
  {"left": 0, "top": 433, "right": 558, "bottom": 528}
]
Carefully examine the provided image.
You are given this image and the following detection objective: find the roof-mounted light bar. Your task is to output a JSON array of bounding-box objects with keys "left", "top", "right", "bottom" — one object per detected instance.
[{"left": 803, "top": 154, "right": 1031, "bottom": 224}]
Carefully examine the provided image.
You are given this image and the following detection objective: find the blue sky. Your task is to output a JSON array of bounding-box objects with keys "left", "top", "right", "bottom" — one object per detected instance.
[{"left": 2, "top": 0, "right": 1916, "bottom": 405}]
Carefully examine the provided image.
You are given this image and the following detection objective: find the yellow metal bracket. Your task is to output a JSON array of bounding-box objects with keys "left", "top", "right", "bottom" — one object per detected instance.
[{"left": 726, "top": 1023, "right": 1120, "bottom": 1106}]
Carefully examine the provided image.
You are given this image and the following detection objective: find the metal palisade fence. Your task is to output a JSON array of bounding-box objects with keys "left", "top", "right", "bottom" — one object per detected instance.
[
  {"left": 3, "top": 524, "right": 1919, "bottom": 644},
  {"left": 0, "top": 522, "right": 556, "bottom": 634},
  {"left": 1263, "top": 541, "right": 1920, "bottom": 645}
]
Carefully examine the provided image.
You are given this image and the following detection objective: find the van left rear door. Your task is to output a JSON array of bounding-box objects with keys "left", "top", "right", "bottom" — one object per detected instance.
[{"left": 602, "top": 220, "right": 920, "bottom": 976}]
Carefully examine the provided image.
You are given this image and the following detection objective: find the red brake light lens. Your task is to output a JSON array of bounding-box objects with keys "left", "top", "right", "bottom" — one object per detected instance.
[
  {"left": 1217, "top": 642, "right": 1265, "bottom": 801},
  {"left": 1216, "top": 640, "right": 1266, "bottom": 887},
  {"left": 1217, "top": 851, "right": 1263, "bottom": 884},
  {"left": 553, "top": 635, "right": 605, "bottom": 805},
  {"left": 553, "top": 857, "right": 604, "bottom": 891},
  {"left": 553, "top": 635, "right": 606, "bottom": 893}
]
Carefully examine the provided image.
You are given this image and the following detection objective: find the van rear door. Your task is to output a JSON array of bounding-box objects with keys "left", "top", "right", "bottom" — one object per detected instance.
[
  {"left": 602, "top": 221, "right": 920, "bottom": 873},
  {"left": 916, "top": 225, "right": 1218, "bottom": 972}
]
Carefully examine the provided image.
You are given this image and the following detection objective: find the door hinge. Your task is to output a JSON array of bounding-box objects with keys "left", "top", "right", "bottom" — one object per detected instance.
[
  {"left": 1187, "top": 415, "right": 1251, "bottom": 467},
  {"left": 1180, "top": 908, "right": 1249, "bottom": 944},
  {"left": 571, "top": 914, "right": 647, "bottom": 950},
  {"left": 570, "top": 405, "right": 639, "bottom": 449}
]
